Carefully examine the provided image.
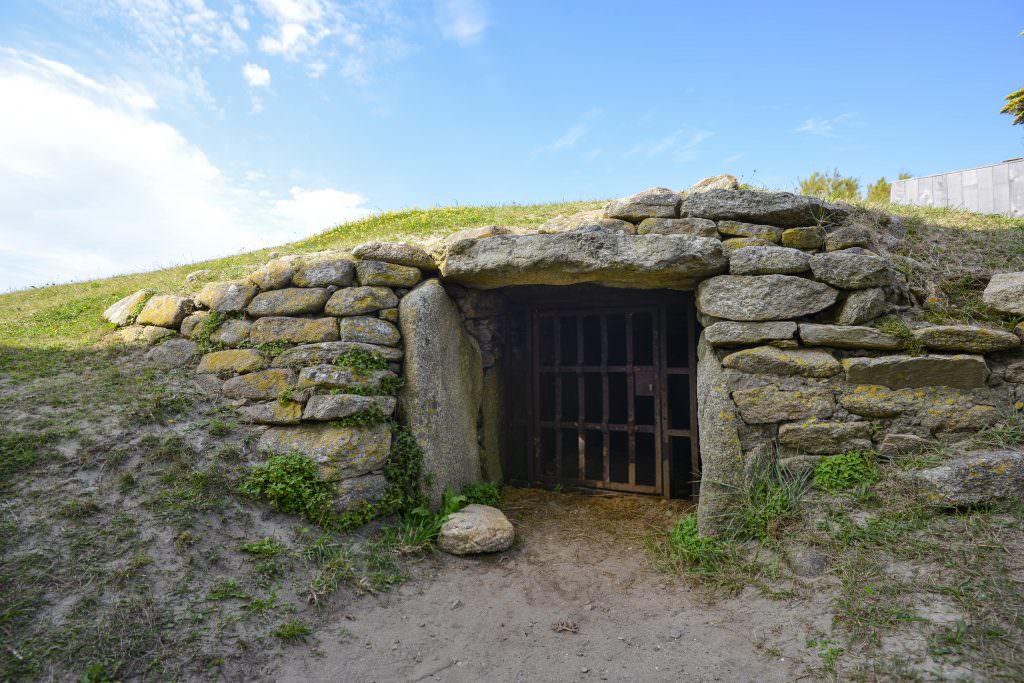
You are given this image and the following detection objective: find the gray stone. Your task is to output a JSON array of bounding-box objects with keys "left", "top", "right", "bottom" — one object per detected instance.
[
  {"left": 400, "top": 279, "right": 483, "bottom": 506},
  {"left": 912, "top": 325, "right": 1021, "bottom": 353},
  {"left": 338, "top": 316, "right": 401, "bottom": 346},
  {"left": 688, "top": 174, "right": 739, "bottom": 193},
  {"left": 695, "top": 338, "right": 744, "bottom": 537},
  {"left": 271, "top": 341, "right": 403, "bottom": 367},
  {"left": 681, "top": 189, "right": 850, "bottom": 227},
  {"left": 353, "top": 241, "right": 438, "bottom": 271},
  {"left": 717, "top": 221, "right": 784, "bottom": 242},
  {"left": 442, "top": 225, "right": 514, "bottom": 243},
  {"left": 296, "top": 365, "right": 397, "bottom": 391},
  {"left": 135, "top": 295, "right": 194, "bottom": 329},
  {"left": 983, "top": 273, "right": 1024, "bottom": 315},
  {"left": 791, "top": 547, "right": 828, "bottom": 578},
  {"left": 538, "top": 211, "right": 636, "bottom": 235},
  {"left": 879, "top": 433, "right": 934, "bottom": 456},
  {"left": 825, "top": 226, "right": 876, "bottom": 252},
  {"left": 209, "top": 318, "right": 252, "bottom": 347},
  {"left": 196, "top": 280, "right": 258, "bottom": 313},
  {"left": 842, "top": 355, "right": 989, "bottom": 389},
  {"left": 905, "top": 451, "right": 1024, "bottom": 506},
  {"left": 721, "top": 237, "right": 775, "bottom": 252},
  {"left": 196, "top": 349, "right": 267, "bottom": 375},
  {"left": 293, "top": 253, "right": 355, "bottom": 288},
  {"left": 238, "top": 401, "right": 303, "bottom": 425},
  {"left": 247, "top": 257, "right": 297, "bottom": 290},
  {"left": 249, "top": 317, "right": 338, "bottom": 344},
  {"left": 438, "top": 504, "right": 515, "bottom": 555},
  {"left": 834, "top": 288, "right": 887, "bottom": 325},
  {"left": 923, "top": 404, "right": 1000, "bottom": 433},
  {"left": 721, "top": 346, "right": 840, "bottom": 378},
  {"left": 440, "top": 232, "right": 727, "bottom": 290},
  {"left": 247, "top": 288, "right": 329, "bottom": 317},
  {"left": 302, "top": 394, "right": 397, "bottom": 421},
  {"left": 778, "top": 420, "right": 873, "bottom": 454},
  {"left": 107, "top": 325, "right": 175, "bottom": 346},
  {"left": 696, "top": 275, "right": 839, "bottom": 321},
  {"left": 636, "top": 217, "right": 718, "bottom": 238},
  {"left": 703, "top": 321, "right": 797, "bottom": 347},
  {"left": 179, "top": 311, "right": 209, "bottom": 339},
  {"left": 222, "top": 368, "right": 296, "bottom": 401},
  {"left": 1006, "top": 360, "right": 1024, "bottom": 383},
  {"left": 809, "top": 252, "right": 891, "bottom": 289},
  {"left": 335, "top": 473, "right": 389, "bottom": 512},
  {"left": 379, "top": 307, "right": 399, "bottom": 323},
  {"left": 605, "top": 187, "right": 681, "bottom": 222},
  {"left": 781, "top": 226, "right": 826, "bottom": 250},
  {"left": 356, "top": 260, "right": 422, "bottom": 287},
  {"left": 324, "top": 286, "right": 399, "bottom": 316},
  {"left": 731, "top": 386, "right": 835, "bottom": 424},
  {"left": 798, "top": 323, "right": 902, "bottom": 350},
  {"left": 144, "top": 338, "right": 199, "bottom": 367},
  {"left": 184, "top": 269, "right": 214, "bottom": 284},
  {"left": 258, "top": 423, "right": 392, "bottom": 480},
  {"left": 728, "top": 246, "right": 810, "bottom": 275},
  {"left": 103, "top": 289, "right": 153, "bottom": 326}
]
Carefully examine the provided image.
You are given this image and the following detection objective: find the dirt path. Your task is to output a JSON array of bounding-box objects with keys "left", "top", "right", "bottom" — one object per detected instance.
[{"left": 267, "top": 490, "right": 827, "bottom": 682}]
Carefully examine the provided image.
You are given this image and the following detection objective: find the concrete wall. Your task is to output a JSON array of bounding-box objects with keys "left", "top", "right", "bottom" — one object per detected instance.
[{"left": 891, "top": 159, "right": 1024, "bottom": 217}]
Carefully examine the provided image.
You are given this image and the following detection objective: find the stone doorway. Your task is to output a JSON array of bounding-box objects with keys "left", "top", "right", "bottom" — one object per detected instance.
[{"left": 499, "top": 286, "right": 701, "bottom": 499}]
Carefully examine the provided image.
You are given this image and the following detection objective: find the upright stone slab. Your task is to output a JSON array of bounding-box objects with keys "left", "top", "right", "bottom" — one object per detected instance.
[{"left": 399, "top": 279, "right": 483, "bottom": 506}]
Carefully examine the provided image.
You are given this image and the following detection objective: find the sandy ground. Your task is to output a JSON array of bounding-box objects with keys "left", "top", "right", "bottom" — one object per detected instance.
[{"left": 266, "top": 490, "right": 829, "bottom": 683}]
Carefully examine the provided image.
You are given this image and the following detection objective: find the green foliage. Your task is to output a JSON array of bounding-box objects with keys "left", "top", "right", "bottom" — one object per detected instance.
[
  {"left": 255, "top": 341, "right": 288, "bottom": 358},
  {"left": 1002, "top": 85, "right": 1024, "bottom": 126},
  {"left": 462, "top": 481, "right": 501, "bottom": 507},
  {"left": 277, "top": 387, "right": 297, "bottom": 405},
  {"left": 814, "top": 451, "right": 880, "bottom": 493},
  {"left": 194, "top": 310, "right": 225, "bottom": 353},
  {"left": 377, "top": 426, "right": 427, "bottom": 515},
  {"left": 240, "top": 453, "right": 334, "bottom": 527},
  {"left": 334, "top": 348, "right": 389, "bottom": 373},
  {"left": 80, "top": 662, "right": 117, "bottom": 683},
  {"left": 273, "top": 619, "right": 311, "bottom": 643},
  {"left": 798, "top": 169, "right": 861, "bottom": 202},
  {"left": 240, "top": 537, "right": 285, "bottom": 557},
  {"left": 865, "top": 177, "right": 892, "bottom": 204},
  {"left": 736, "top": 466, "right": 810, "bottom": 543},
  {"left": 330, "top": 406, "right": 389, "bottom": 429},
  {"left": 873, "top": 316, "right": 925, "bottom": 356},
  {"left": 667, "top": 513, "right": 728, "bottom": 575},
  {"left": 206, "top": 578, "right": 250, "bottom": 601},
  {"left": 0, "top": 430, "right": 60, "bottom": 483},
  {"left": 379, "top": 375, "right": 405, "bottom": 395}
]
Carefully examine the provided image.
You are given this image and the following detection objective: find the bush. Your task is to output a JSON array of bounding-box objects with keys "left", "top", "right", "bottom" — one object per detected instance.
[
  {"left": 813, "top": 450, "right": 880, "bottom": 493},
  {"left": 462, "top": 481, "right": 501, "bottom": 507},
  {"left": 668, "top": 513, "right": 728, "bottom": 575},
  {"left": 240, "top": 453, "right": 334, "bottom": 526},
  {"left": 798, "top": 169, "right": 861, "bottom": 202}
]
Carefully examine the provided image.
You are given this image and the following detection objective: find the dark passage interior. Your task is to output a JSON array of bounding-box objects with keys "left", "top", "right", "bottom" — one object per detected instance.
[{"left": 499, "top": 286, "right": 700, "bottom": 499}]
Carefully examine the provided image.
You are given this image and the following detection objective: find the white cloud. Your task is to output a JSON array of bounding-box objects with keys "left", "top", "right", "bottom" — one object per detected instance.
[
  {"left": 306, "top": 59, "right": 327, "bottom": 79},
  {"left": 232, "top": 3, "right": 251, "bottom": 31},
  {"left": 534, "top": 108, "right": 603, "bottom": 155},
  {"left": 255, "top": 0, "right": 332, "bottom": 60},
  {"left": 0, "top": 51, "right": 372, "bottom": 291},
  {"left": 625, "top": 129, "right": 713, "bottom": 162},
  {"left": 242, "top": 62, "right": 271, "bottom": 87},
  {"left": 436, "top": 0, "right": 488, "bottom": 45},
  {"left": 796, "top": 113, "right": 859, "bottom": 137}
]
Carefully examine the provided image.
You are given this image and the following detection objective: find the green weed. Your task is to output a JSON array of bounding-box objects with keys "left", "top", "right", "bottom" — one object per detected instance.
[
  {"left": 240, "top": 453, "right": 334, "bottom": 527},
  {"left": 814, "top": 451, "right": 880, "bottom": 493}
]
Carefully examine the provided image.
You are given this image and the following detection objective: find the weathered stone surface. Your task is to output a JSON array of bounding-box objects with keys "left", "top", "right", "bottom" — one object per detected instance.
[
  {"left": 905, "top": 451, "right": 1024, "bottom": 506},
  {"left": 912, "top": 325, "right": 1021, "bottom": 353},
  {"left": 335, "top": 473, "right": 388, "bottom": 512},
  {"left": 302, "top": 394, "right": 397, "bottom": 421},
  {"left": 696, "top": 275, "right": 839, "bottom": 321},
  {"left": 379, "top": 307, "right": 399, "bottom": 323},
  {"left": 440, "top": 232, "right": 727, "bottom": 290},
  {"left": 103, "top": 290, "right": 153, "bottom": 326},
  {"left": 258, "top": 423, "right": 392, "bottom": 480},
  {"left": 717, "top": 221, "right": 784, "bottom": 242},
  {"left": 790, "top": 547, "right": 828, "bottom": 578},
  {"left": 728, "top": 246, "right": 810, "bottom": 275},
  {"left": 145, "top": 338, "right": 199, "bottom": 367},
  {"left": 272, "top": 341, "right": 403, "bottom": 367},
  {"left": 209, "top": 318, "right": 252, "bottom": 347},
  {"left": 983, "top": 273, "right": 1024, "bottom": 315},
  {"left": 682, "top": 189, "right": 850, "bottom": 227},
  {"left": 238, "top": 401, "right": 303, "bottom": 425},
  {"left": 197, "top": 349, "right": 267, "bottom": 375},
  {"left": 247, "top": 257, "right": 296, "bottom": 290},
  {"left": 356, "top": 260, "right": 422, "bottom": 287},
  {"left": 778, "top": 420, "right": 872, "bottom": 454},
  {"left": 247, "top": 288, "right": 329, "bottom": 317},
  {"left": 688, "top": 174, "right": 739, "bottom": 194},
  {"left": 842, "top": 355, "right": 989, "bottom": 389},
  {"left": 107, "top": 325, "right": 175, "bottom": 346},
  {"left": 825, "top": 226, "right": 875, "bottom": 252},
  {"left": 721, "top": 237, "right": 775, "bottom": 252},
  {"left": 703, "top": 321, "right": 797, "bottom": 347},
  {"left": 296, "top": 365, "right": 397, "bottom": 391},
  {"left": 695, "top": 338, "right": 744, "bottom": 536},
  {"left": 922, "top": 404, "right": 999, "bottom": 433},
  {"left": 1016, "top": 322, "right": 1024, "bottom": 341},
  {"left": 834, "top": 288, "right": 887, "bottom": 325},
  {"left": 400, "top": 279, "right": 483, "bottom": 506},
  {"left": 250, "top": 317, "right": 338, "bottom": 344},
  {"left": 135, "top": 295, "right": 193, "bottom": 329},
  {"left": 840, "top": 385, "right": 925, "bottom": 418},
  {"left": 538, "top": 210, "right": 635, "bottom": 235},
  {"left": 179, "top": 311, "right": 209, "bottom": 339},
  {"left": 605, "top": 187, "right": 681, "bottom": 222},
  {"left": 292, "top": 253, "right": 355, "bottom": 288},
  {"left": 1007, "top": 360, "right": 1024, "bottom": 383},
  {"left": 799, "top": 323, "right": 902, "bottom": 350},
  {"left": 879, "top": 433, "right": 934, "bottom": 456},
  {"left": 197, "top": 280, "right": 258, "bottom": 313},
  {"left": 438, "top": 504, "right": 515, "bottom": 555},
  {"left": 324, "top": 286, "right": 398, "bottom": 316},
  {"left": 353, "top": 241, "right": 437, "bottom": 271},
  {"left": 184, "top": 269, "right": 213, "bottom": 284},
  {"left": 222, "top": 368, "right": 296, "bottom": 401},
  {"left": 636, "top": 217, "right": 718, "bottom": 238},
  {"left": 781, "top": 226, "right": 826, "bottom": 250},
  {"left": 809, "top": 252, "right": 891, "bottom": 289},
  {"left": 722, "top": 346, "right": 840, "bottom": 377},
  {"left": 338, "top": 316, "right": 400, "bottom": 346},
  {"left": 443, "top": 225, "right": 514, "bottom": 243},
  {"left": 731, "top": 386, "right": 835, "bottom": 424}
]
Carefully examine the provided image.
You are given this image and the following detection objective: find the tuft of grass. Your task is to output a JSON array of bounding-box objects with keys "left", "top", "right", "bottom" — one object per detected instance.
[
  {"left": 273, "top": 619, "right": 311, "bottom": 644},
  {"left": 240, "top": 537, "right": 285, "bottom": 557},
  {"left": 873, "top": 316, "right": 925, "bottom": 356},
  {"left": 334, "top": 348, "right": 389, "bottom": 373},
  {"left": 462, "top": 481, "right": 501, "bottom": 507},
  {"left": 666, "top": 514, "right": 729, "bottom": 576},
  {"left": 330, "top": 406, "right": 390, "bottom": 429},
  {"left": 239, "top": 453, "right": 334, "bottom": 527},
  {"left": 813, "top": 451, "right": 880, "bottom": 493}
]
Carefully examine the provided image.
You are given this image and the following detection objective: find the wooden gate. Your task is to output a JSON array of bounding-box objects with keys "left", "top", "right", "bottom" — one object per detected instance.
[{"left": 526, "top": 293, "right": 700, "bottom": 498}]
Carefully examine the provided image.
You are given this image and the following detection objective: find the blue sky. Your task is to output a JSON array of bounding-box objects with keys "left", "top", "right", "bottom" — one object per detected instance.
[{"left": 1, "top": 0, "right": 1022, "bottom": 290}]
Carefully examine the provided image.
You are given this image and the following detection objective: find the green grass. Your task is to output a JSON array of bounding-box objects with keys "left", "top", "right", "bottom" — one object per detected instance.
[{"left": 813, "top": 450, "right": 881, "bottom": 493}]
